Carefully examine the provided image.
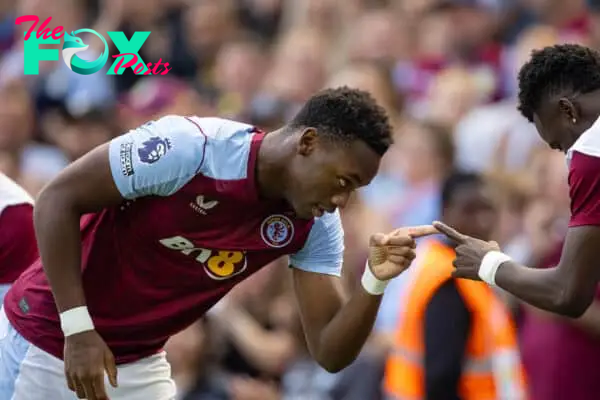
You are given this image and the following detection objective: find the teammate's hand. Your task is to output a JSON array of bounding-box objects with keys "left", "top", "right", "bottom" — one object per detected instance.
[
  {"left": 368, "top": 225, "right": 438, "bottom": 280},
  {"left": 433, "top": 221, "right": 500, "bottom": 280},
  {"left": 64, "top": 330, "right": 118, "bottom": 400}
]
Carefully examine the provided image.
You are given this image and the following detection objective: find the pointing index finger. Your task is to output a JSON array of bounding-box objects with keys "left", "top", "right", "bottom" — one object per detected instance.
[
  {"left": 432, "top": 221, "right": 467, "bottom": 244},
  {"left": 388, "top": 225, "right": 439, "bottom": 240},
  {"left": 406, "top": 225, "right": 439, "bottom": 238}
]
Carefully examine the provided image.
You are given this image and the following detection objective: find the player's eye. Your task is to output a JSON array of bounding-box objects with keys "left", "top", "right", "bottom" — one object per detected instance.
[{"left": 338, "top": 177, "right": 350, "bottom": 188}]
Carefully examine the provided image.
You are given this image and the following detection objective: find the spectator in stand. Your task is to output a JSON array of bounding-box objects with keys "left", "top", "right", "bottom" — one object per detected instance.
[{"left": 384, "top": 172, "right": 526, "bottom": 400}]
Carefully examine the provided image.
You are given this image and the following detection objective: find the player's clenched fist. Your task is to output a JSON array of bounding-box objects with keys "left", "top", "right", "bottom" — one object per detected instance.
[{"left": 362, "top": 226, "right": 438, "bottom": 295}]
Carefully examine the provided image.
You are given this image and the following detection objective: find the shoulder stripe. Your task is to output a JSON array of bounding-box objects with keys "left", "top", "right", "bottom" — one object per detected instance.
[{"left": 184, "top": 116, "right": 209, "bottom": 174}]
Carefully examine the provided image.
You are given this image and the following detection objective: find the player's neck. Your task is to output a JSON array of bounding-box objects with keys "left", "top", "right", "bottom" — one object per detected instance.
[
  {"left": 255, "top": 129, "right": 291, "bottom": 200},
  {"left": 579, "top": 92, "right": 600, "bottom": 129}
]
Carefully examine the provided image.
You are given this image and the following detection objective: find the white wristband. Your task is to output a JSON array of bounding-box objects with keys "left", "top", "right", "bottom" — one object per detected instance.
[
  {"left": 478, "top": 251, "right": 512, "bottom": 286},
  {"left": 60, "top": 306, "right": 95, "bottom": 337},
  {"left": 361, "top": 261, "right": 389, "bottom": 295}
]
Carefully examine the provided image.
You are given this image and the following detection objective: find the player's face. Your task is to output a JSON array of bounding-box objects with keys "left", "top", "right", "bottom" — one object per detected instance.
[
  {"left": 533, "top": 97, "right": 580, "bottom": 153},
  {"left": 288, "top": 130, "right": 381, "bottom": 219},
  {"left": 443, "top": 184, "right": 496, "bottom": 241}
]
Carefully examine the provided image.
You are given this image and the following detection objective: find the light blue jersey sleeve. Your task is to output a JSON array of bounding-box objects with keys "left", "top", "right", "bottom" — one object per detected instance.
[
  {"left": 289, "top": 210, "right": 344, "bottom": 277},
  {"left": 108, "top": 115, "right": 208, "bottom": 199}
]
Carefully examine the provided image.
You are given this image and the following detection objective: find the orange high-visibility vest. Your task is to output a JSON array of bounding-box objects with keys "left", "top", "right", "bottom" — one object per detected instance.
[{"left": 384, "top": 240, "right": 527, "bottom": 400}]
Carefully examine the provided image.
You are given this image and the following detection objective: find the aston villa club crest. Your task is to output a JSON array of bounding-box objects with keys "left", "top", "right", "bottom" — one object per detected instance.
[{"left": 260, "top": 215, "right": 294, "bottom": 248}]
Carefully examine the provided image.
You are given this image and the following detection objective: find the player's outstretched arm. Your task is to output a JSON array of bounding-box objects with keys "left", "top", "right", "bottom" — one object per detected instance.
[
  {"left": 433, "top": 221, "right": 600, "bottom": 318},
  {"left": 292, "top": 222, "right": 438, "bottom": 372}
]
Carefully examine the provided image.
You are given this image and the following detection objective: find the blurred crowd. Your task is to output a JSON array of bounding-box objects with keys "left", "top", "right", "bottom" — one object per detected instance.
[{"left": 2, "top": 0, "right": 600, "bottom": 398}]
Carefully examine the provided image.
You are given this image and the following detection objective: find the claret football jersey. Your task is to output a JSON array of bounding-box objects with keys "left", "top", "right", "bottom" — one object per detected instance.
[
  {"left": 0, "top": 173, "right": 36, "bottom": 288},
  {"left": 567, "top": 117, "right": 600, "bottom": 228},
  {"left": 4, "top": 116, "right": 344, "bottom": 364}
]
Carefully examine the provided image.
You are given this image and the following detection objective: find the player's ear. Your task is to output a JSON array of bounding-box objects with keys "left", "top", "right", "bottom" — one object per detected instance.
[
  {"left": 297, "top": 128, "right": 318, "bottom": 156},
  {"left": 558, "top": 97, "right": 578, "bottom": 123}
]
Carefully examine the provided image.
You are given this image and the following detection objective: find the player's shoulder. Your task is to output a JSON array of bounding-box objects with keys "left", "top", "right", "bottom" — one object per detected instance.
[
  {"left": 183, "top": 116, "right": 254, "bottom": 139},
  {"left": 0, "top": 173, "right": 33, "bottom": 214},
  {"left": 143, "top": 115, "right": 253, "bottom": 141},
  {"left": 565, "top": 118, "right": 600, "bottom": 226},
  {"left": 568, "top": 117, "right": 600, "bottom": 162},
  {"left": 109, "top": 116, "right": 262, "bottom": 198},
  {"left": 139, "top": 115, "right": 258, "bottom": 180},
  {"left": 566, "top": 118, "right": 600, "bottom": 187},
  {"left": 185, "top": 116, "right": 258, "bottom": 181}
]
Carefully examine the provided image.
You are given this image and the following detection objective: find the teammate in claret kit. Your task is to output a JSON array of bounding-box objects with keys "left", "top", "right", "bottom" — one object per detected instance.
[
  {"left": 0, "top": 173, "right": 37, "bottom": 304},
  {"left": 435, "top": 44, "right": 600, "bottom": 319}
]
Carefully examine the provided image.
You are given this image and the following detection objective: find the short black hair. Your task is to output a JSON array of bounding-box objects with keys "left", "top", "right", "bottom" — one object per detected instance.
[
  {"left": 441, "top": 171, "right": 483, "bottom": 208},
  {"left": 289, "top": 86, "right": 393, "bottom": 156},
  {"left": 517, "top": 44, "right": 600, "bottom": 122}
]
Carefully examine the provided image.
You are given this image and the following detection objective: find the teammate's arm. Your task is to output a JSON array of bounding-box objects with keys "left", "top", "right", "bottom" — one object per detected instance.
[
  {"left": 35, "top": 115, "right": 207, "bottom": 399},
  {"left": 496, "top": 227, "right": 600, "bottom": 317},
  {"left": 291, "top": 213, "right": 436, "bottom": 372},
  {"left": 435, "top": 150, "right": 600, "bottom": 318},
  {"left": 434, "top": 223, "right": 600, "bottom": 318}
]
